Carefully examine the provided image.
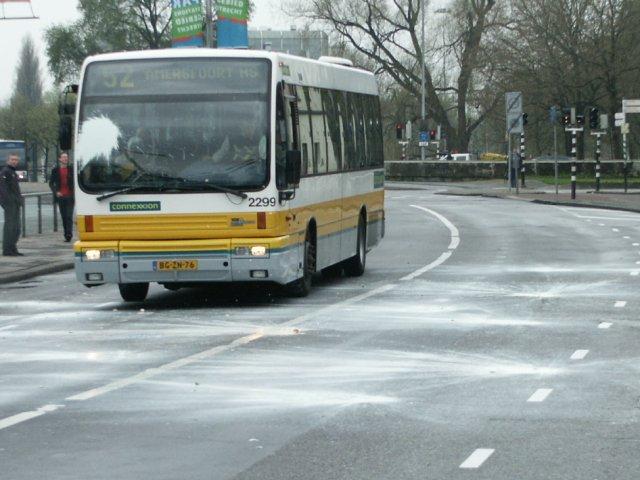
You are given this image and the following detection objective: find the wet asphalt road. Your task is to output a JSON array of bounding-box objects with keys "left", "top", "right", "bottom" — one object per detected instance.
[{"left": 1, "top": 187, "right": 640, "bottom": 479}]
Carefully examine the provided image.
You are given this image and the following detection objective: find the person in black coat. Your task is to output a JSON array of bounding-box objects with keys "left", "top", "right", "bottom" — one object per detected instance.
[
  {"left": 0, "top": 153, "right": 23, "bottom": 256},
  {"left": 49, "top": 152, "right": 75, "bottom": 242}
]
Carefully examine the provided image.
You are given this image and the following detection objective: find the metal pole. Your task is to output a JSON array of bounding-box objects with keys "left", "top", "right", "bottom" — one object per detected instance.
[
  {"left": 595, "top": 133, "right": 601, "bottom": 192},
  {"left": 205, "top": 0, "right": 213, "bottom": 48},
  {"left": 507, "top": 134, "right": 512, "bottom": 192},
  {"left": 520, "top": 131, "right": 526, "bottom": 187},
  {"left": 420, "top": 0, "right": 427, "bottom": 161},
  {"left": 554, "top": 124, "right": 558, "bottom": 197},
  {"left": 21, "top": 197, "right": 26, "bottom": 238},
  {"left": 37, "top": 195, "right": 42, "bottom": 234},
  {"left": 571, "top": 130, "right": 577, "bottom": 200},
  {"left": 53, "top": 193, "right": 58, "bottom": 232},
  {"left": 623, "top": 132, "right": 629, "bottom": 193}
]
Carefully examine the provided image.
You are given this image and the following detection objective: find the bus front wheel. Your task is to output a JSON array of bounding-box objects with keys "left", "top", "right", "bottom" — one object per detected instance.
[
  {"left": 118, "top": 282, "right": 149, "bottom": 302},
  {"left": 286, "top": 230, "right": 315, "bottom": 297}
]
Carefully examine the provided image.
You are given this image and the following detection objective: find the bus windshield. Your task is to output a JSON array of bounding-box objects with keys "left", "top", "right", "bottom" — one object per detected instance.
[{"left": 76, "top": 58, "right": 270, "bottom": 193}]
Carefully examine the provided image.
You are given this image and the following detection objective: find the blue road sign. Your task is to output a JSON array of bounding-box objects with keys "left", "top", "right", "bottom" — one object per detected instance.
[{"left": 419, "top": 131, "right": 428, "bottom": 142}]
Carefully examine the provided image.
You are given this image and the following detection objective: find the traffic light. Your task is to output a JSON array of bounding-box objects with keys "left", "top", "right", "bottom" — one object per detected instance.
[
  {"left": 589, "top": 108, "right": 599, "bottom": 129},
  {"left": 561, "top": 109, "right": 571, "bottom": 126},
  {"left": 395, "top": 122, "right": 404, "bottom": 140},
  {"left": 576, "top": 115, "right": 585, "bottom": 126},
  {"left": 522, "top": 112, "right": 528, "bottom": 126},
  {"left": 429, "top": 129, "right": 437, "bottom": 140}
]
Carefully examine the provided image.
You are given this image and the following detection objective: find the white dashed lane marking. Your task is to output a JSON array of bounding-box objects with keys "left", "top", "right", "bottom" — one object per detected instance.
[
  {"left": 527, "top": 388, "right": 553, "bottom": 403},
  {"left": 0, "top": 405, "right": 64, "bottom": 431},
  {"left": 624, "top": 236, "right": 631, "bottom": 239},
  {"left": 615, "top": 301, "right": 627, "bottom": 308},
  {"left": 460, "top": 449, "right": 495, "bottom": 469},
  {"left": 631, "top": 271, "right": 639, "bottom": 276},
  {"left": 612, "top": 228, "right": 620, "bottom": 232},
  {"left": 570, "top": 350, "right": 590, "bottom": 360},
  {"left": 598, "top": 322, "right": 612, "bottom": 329}
]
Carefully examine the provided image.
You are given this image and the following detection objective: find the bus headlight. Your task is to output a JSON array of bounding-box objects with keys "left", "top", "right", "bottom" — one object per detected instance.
[
  {"left": 250, "top": 246, "right": 268, "bottom": 257},
  {"left": 83, "top": 249, "right": 116, "bottom": 261},
  {"left": 234, "top": 245, "right": 269, "bottom": 257}
]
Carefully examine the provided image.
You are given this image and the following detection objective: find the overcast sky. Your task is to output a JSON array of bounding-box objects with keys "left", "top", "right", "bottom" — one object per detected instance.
[{"left": 0, "top": 0, "right": 297, "bottom": 103}]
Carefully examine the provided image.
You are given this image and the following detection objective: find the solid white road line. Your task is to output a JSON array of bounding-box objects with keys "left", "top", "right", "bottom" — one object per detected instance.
[
  {"left": 0, "top": 404, "right": 64, "bottom": 431},
  {"left": 570, "top": 349, "right": 589, "bottom": 360},
  {"left": 4, "top": 202, "right": 461, "bottom": 431},
  {"left": 460, "top": 449, "right": 495, "bottom": 469},
  {"left": 615, "top": 301, "right": 627, "bottom": 308},
  {"left": 0, "top": 324, "right": 17, "bottom": 331},
  {"left": 527, "top": 388, "right": 553, "bottom": 403},
  {"left": 400, "top": 252, "right": 453, "bottom": 281},
  {"left": 598, "top": 322, "right": 612, "bottom": 329},
  {"left": 67, "top": 333, "right": 263, "bottom": 401},
  {"left": 410, "top": 204, "right": 460, "bottom": 250}
]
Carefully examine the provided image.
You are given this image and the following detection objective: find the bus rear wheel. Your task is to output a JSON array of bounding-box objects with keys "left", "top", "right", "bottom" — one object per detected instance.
[
  {"left": 286, "top": 230, "right": 315, "bottom": 297},
  {"left": 344, "top": 214, "right": 366, "bottom": 277},
  {"left": 118, "top": 282, "right": 149, "bottom": 302}
]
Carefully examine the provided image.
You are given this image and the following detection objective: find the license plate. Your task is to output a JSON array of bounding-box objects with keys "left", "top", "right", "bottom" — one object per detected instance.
[{"left": 154, "top": 260, "right": 198, "bottom": 271}]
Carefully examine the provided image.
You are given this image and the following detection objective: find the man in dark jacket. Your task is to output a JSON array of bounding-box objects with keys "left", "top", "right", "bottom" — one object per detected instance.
[
  {"left": 49, "top": 152, "right": 75, "bottom": 242},
  {"left": 0, "top": 153, "right": 23, "bottom": 256}
]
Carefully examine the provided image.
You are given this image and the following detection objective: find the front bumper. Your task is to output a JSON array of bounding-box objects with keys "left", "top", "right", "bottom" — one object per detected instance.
[{"left": 74, "top": 237, "right": 302, "bottom": 286}]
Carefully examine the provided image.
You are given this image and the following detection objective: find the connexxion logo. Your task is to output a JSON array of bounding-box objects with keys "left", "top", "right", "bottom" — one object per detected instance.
[{"left": 109, "top": 201, "right": 161, "bottom": 212}]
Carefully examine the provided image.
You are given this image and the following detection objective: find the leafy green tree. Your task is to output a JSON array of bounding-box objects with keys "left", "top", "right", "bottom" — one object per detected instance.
[
  {"left": 46, "top": 0, "right": 172, "bottom": 84},
  {"left": 13, "top": 35, "right": 43, "bottom": 106}
]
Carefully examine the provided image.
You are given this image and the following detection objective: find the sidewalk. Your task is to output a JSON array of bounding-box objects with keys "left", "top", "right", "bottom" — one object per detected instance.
[
  {"left": 434, "top": 179, "right": 640, "bottom": 213},
  {"left": 0, "top": 182, "right": 75, "bottom": 285}
]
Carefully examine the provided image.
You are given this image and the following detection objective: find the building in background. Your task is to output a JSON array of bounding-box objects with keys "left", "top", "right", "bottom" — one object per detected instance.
[{"left": 248, "top": 28, "right": 329, "bottom": 59}]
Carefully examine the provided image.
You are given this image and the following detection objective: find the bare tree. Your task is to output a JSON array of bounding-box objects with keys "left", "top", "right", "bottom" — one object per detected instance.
[{"left": 295, "top": 0, "right": 507, "bottom": 151}]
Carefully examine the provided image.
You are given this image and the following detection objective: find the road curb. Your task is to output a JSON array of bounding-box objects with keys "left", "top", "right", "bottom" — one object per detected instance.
[
  {"left": 0, "top": 261, "right": 74, "bottom": 285},
  {"left": 530, "top": 199, "right": 640, "bottom": 214}
]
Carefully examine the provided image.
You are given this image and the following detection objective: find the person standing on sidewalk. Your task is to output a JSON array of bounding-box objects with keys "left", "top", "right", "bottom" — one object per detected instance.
[
  {"left": 0, "top": 153, "right": 23, "bottom": 256},
  {"left": 49, "top": 152, "right": 75, "bottom": 242}
]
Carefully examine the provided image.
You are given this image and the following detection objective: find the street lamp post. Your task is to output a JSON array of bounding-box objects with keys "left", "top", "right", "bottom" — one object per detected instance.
[
  {"left": 420, "top": 0, "right": 428, "bottom": 161},
  {"left": 434, "top": 8, "right": 449, "bottom": 155}
]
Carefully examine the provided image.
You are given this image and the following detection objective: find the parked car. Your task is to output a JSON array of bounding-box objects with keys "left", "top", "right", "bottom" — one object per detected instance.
[{"left": 440, "top": 153, "right": 475, "bottom": 161}]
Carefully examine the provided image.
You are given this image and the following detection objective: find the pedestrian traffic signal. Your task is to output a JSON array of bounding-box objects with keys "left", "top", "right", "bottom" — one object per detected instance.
[
  {"left": 522, "top": 112, "right": 528, "bottom": 126},
  {"left": 561, "top": 109, "right": 571, "bottom": 126},
  {"left": 395, "top": 122, "right": 404, "bottom": 140},
  {"left": 576, "top": 115, "right": 585, "bottom": 126},
  {"left": 589, "top": 108, "right": 599, "bottom": 129},
  {"left": 429, "top": 129, "right": 437, "bottom": 140}
]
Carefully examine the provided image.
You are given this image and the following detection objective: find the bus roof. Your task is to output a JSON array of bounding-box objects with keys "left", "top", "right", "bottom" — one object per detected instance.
[{"left": 81, "top": 48, "right": 379, "bottom": 96}]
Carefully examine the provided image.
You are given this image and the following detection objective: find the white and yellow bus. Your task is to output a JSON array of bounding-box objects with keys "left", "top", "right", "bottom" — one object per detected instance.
[{"left": 67, "top": 49, "right": 385, "bottom": 301}]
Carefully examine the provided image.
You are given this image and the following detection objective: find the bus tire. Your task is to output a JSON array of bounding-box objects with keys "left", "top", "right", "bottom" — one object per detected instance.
[
  {"left": 286, "top": 229, "right": 315, "bottom": 297},
  {"left": 118, "top": 282, "right": 149, "bottom": 302},
  {"left": 344, "top": 213, "right": 366, "bottom": 277}
]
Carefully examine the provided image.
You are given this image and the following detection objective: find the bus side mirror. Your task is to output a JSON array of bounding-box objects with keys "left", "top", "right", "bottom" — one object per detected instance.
[
  {"left": 59, "top": 116, "right": 73, "bottom": 151},
  {"left": 285, "top": 150, "right": 301, "bottom": 187}
]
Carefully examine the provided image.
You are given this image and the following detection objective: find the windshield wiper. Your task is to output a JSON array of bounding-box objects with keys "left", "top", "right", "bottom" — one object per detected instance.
[
  {"left": 96, "top": 184, "right": 167, "bottom": 202},
  {"left": 170, "top": 180, "right": 248, "bottom": 199},
  {"left": 95, "top": 170, "right": 178, "bottom": 202}
]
